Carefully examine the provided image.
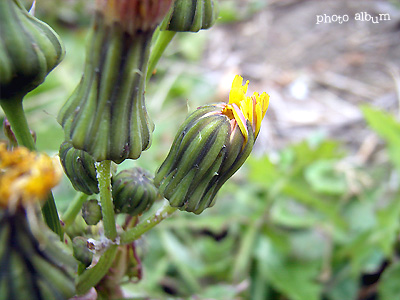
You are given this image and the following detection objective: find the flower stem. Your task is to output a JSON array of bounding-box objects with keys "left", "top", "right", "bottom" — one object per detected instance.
[
  {"left": 0, "top": 98, "right": 62, "bottom": 238},
  {"left": 96, "top": 160, "right": 117, "bottom": 241},
  {"left": 62, "top": 192, "right": 89, "bottom": 228},
  {"left": 146, "top": 30, "right": 176, "bottom": 82},
  {"left": 120, "top": 201, "right": 177, "bottom": 245},
  {"left": 76, "top": 244, "right": 118, "bottom": 295},
  {"left": 0, "top": 98, "right": 35, "bottom": 151}
]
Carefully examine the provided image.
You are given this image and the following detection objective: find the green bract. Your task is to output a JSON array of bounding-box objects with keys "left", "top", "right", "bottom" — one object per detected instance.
[
  {"left": 112, "top": 167, "right": 158, "bottom": 216},
  {"left": 154, "top": 105, "right": 255, "bottom": 214},
  {"left": 0, "top": 0, "right": 64, "bottom": 100},
  {"left": 57, "top": 12, "right": 155, "bottom": 163},
  {"left": 59, "top": 142, "right": 99, "bottom": 195},
  {"left": 160, "top": 0, "right": 219, "bottom": 32},
  {"left": 0, "top": 209, "right": 76, "bottom": 300},
  {"left": 82, "top": 199, "right": 102, "bottom": 226}
]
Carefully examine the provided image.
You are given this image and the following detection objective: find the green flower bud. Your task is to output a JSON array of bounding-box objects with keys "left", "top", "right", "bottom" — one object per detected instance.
[
  {"left": 112, "top": 167, "right": 158, "bottom": 216},
  {"left": 154, "top": 105, "right": 254, "bottom": 214},
  {"left": 160, "top": 0, "right": 219, "bottom": 32},
  {"left": 0, "top": 0, "right": 65, "bottom": 100},
  {"left": 72, "top": 236, "right": 93, "bottom": 268},
  {"left": 58, "top": 0, "right": 172, "bottom": 163},
  {"left": 81, "top": 199, "right": 102, "bottom": 225},
  {"left": 0, "top": 208, "right": 77, "bottom": 300},
  {"left": 59, "top": 141, "right": 99, "bottom": 195},
  {"left": 155, "top": 75, "right": 270, "bottom": 214}
]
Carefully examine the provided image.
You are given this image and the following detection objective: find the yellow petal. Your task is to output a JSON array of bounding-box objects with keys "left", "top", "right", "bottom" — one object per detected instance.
[
  {"left": 222, "top": 75, "right": 270, "bottom": 144},
  {"left": 229, "top": 75, "right": 249, "bottom": 107},
  {"left": 230, "top": 103, "right": 248, "bottom": 144}
]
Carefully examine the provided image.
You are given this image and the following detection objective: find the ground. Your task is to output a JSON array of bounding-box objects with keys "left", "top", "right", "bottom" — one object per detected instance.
[{"left": 204, "top": 0, "right": 400, "bottom": 156}]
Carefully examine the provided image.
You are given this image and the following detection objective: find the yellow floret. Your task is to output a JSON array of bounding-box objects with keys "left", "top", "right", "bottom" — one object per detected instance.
[{"left": 0, "top": 143, "right": 62, "bottom": 208}]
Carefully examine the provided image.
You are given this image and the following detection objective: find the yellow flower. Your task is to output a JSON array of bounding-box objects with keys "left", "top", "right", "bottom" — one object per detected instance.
[
  {"left": 0, "top": 143, "right": 62, "bottom": 208},
  {"left": 221, "top": 75, "right": 269, "bottom": 144}
]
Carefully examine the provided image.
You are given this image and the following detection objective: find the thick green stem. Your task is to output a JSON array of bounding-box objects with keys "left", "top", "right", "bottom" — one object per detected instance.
[
  {"left": 0, "top": 99, "right": 35, "bottom": 150},
  {"left": 146, "top": 30, "right": 176, "bottom": 82},
  {"left": 76, "top": 244, "right": 118, "bottom": 295},
  {"left": 62, "top": 192, "right": 89, "bottom": 228},
  {"left": 120, "top": 201, "right": 177, "bottom": 245},
  {"left": 1, "top": 98, "right": 62, "bottom": 238},
  {"left": 96, "top": 160, "right": 117, "bottom": 241}
]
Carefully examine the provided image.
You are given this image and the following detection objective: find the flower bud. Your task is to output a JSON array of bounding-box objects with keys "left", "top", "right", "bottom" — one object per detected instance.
[
  {"left": 154, "top": 75, "right": 269, "bottom": 214},
  {"left": 0, "top": 0, "right": 65, "bottom": 100},
  {"left": 59, "top": 142, "right": 99, "bottom": 195},
  {"left": 112, "top": 167, "right": 158, "bottom": 216},
  {"left": 0, "top": 208, "right": 76, "bottom": 300},
  {"left": 58, "top": 0, "right": 172, "bottom": 163},
  {"left": 160, "top": 0, "right": 219, "bottom": 32},
  {"left": 81, "top": 199, "right": 102, "bottom": 225}
]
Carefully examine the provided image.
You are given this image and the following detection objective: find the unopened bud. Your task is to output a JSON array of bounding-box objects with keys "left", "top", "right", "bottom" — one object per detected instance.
[
  {"left": 0, "top": 0, "right": 64, "bottom": 100},
  {"left": 112, "top": 167, "right": 158, "bottom": 216},
  {"left": 58, "top": 0, "right": 172, "bottom": 163},
  {"left": 59, "top": 142, "right": 99, "bottom": 195},
  {"left": 81, "top": 199, "right": 102, "bottom": 226},
  {"left": 160, "top": 0, "right": 219, "bottom": 32},
  {"left": 154, "top": 75, "right": 269, "bottom": 214}
]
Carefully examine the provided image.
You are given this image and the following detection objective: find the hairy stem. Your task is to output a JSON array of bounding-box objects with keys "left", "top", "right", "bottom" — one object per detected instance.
[
  {"left": 120, "top": 201, "right": 177, "bottom": 245},
  {"left": 0, "top": 99, "right": 35, "bottom": 150},
  {"left": 76, "top": 244, "right": 118, "bottom": 295},
  {"left": 96, "top": 160, "right": 117, "bottom": 241}
]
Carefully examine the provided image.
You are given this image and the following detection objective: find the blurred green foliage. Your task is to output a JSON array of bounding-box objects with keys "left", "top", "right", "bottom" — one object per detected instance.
[{"left": 2, "top": 1, "right": 400, "bottom": 299}]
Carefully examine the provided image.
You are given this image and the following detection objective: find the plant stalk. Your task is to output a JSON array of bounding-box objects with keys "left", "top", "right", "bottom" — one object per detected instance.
[
  {"left": 76, "top": 244, "right": 119, "bottom": 295},
  {"left": 146, "top": 30, "right": 176, "bottom": 82},
  {"left": 0, "top": 99, "right": 36, "bottom": 151},
  {"left": 96, "top": 160, "right": 117, "bottom": 241},
  {"left": 62, "top": 192, "right": 89, "bottom": 228},
  {"left": 120, "top": 201, "right": 177, "bottom": 244}
]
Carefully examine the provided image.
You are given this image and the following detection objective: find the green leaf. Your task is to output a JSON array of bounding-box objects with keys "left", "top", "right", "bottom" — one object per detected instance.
[
  {"left": 378, "top": 261, "right": 400, "bottom": 300},
  {"left": 247, "top": 155, "right": 280, "bottom": 185},
  {"left": 325, "top": 270, "right": 358, "bottom": 300},
  {"left": 362, "top": 106, "right": 400, "bottom": 170},
  {"left": 305, "top": 160, "right": 347, "bottom": 195},
  {"left": 159, "top": 230, "right": 202, "bottom": 293},
  {"left": 270, "top": 197, "right": 321, "bottom": 229},
  {"left": 290, "top": 140, "right": 344, "bottom": 176},
  {"left": 255, "top": 236, "right": 322, "bottom": 300},
  {"left": 282, "top": 181, "right": 347, "bottom": 230}
]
